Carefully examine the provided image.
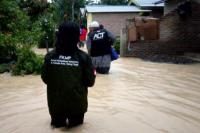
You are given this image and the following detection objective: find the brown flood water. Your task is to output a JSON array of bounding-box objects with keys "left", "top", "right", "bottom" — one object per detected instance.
[{"left": 0, "top": 57, "right": 200, "bottom": 133}]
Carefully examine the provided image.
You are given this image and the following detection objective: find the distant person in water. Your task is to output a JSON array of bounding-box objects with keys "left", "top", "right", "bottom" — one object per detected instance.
[
  {"left": 86, "top": 21, "right": 115, "bottom": 74},
  {"left": 41, "top": 21, "right": 96, "bottom": 128},
  {"left": 79, "top": 25, "right": 87, "bottom": 47}
]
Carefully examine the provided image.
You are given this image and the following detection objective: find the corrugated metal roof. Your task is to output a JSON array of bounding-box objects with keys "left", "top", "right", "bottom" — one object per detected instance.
[
  {"left": 131, "top": 0, "right": 164, "bottom": 7},
  {"left": 85, "top": 5, "right": 151, "bottom": 13}
]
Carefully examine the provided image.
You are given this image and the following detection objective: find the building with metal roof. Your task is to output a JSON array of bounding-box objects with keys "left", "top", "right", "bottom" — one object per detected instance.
[
  {"left": 129, "top": 0, "right": 164, "bottom": 7},
  {"left": 85, "top": 5, "right": 151, "bottom": 36},
  {"left": 85, "top": 5, "right": 151, "bottom": 13},
  {"left": 128, "top": 0, "right": 164, "bottom": 18}
]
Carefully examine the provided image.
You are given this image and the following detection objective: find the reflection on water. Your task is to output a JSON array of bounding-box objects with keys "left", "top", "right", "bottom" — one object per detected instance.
[{"left": 0, "top": 58, "right": 200, "bottom": 133}]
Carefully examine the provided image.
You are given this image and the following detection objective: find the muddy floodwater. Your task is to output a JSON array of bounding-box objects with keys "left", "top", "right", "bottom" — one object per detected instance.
[{"left": 0, "top": 58, "right": 200, "bottom": 133}]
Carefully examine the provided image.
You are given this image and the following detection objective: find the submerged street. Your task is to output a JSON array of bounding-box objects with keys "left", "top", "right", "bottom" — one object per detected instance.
[{"left": 0, "top": 57, "right": 200, "bottom": 133}]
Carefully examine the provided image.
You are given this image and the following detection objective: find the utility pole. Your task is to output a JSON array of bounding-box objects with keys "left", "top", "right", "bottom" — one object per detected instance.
[{"left": 71, "top": 0, "right": 75, "bottom": 21}]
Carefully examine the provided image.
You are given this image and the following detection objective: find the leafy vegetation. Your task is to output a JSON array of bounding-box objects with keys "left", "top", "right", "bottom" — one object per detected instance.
[
  {"left": 113, "top": 37, "right": 120, "bottom": 54},
  {"left": 0, "top": 64, "right": 10, "bottom": 73},
  {"left": 0, "top": 34, "right": 18, "bottom": 63},
  {"left": 12, "top": 46, "right": 44, "bottom": 75},
  {"left": 0, "top": 0, "right": 86, "bottom": 75},
  {"left": 0, "top": 0, "right": 56, "bottom": 75},
  {"left": 0, "top": 0, "right": 47, "bottom": 75}
]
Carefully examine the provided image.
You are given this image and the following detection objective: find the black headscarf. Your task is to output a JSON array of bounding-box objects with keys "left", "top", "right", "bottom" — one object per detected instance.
[{"left": 55, "top": 21, "right": 80, "bottom": 55}]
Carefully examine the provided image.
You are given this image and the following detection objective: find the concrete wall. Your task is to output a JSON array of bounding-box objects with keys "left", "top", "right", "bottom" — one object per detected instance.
[
  {"left": 86, "top": 13, "right": 93, "bottom": 31},
  {"left": 87, "top": 12, "right": 139, "bottom": 37}
]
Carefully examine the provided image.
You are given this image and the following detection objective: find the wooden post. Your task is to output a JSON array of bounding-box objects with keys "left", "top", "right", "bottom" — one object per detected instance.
[
  {"left": 120, "top": 28, "right": 127, "bottom": 57},
  {"left": 72, "top": 0, "right": 75, "bottom": 21}
]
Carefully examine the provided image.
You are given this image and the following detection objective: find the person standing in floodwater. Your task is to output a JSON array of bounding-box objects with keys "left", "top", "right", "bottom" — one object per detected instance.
[
  {"left": 79, "top": 25, "right": 87, "bottom": 48},
  {"left": 41, "top": 21, "right": 96, "bottom": 128},
  {"left": 86, "top": 21, "right": 115, "bottom": 74}
]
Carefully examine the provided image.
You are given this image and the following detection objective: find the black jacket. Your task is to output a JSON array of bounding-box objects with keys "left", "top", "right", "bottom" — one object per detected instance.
[
  {"left": 41, "top": 49, "right": 95, "bottom": 116},
  {"left": 90, "top": 29, "right": 111, "bottom": 57}
]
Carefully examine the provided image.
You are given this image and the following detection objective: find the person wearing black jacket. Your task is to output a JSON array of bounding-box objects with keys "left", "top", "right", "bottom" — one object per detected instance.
[
  {"left": 41, "top": 22, "right": 96, "bottom": 128},
  {"left": 86, "top": 21, "right": 115, "bottom": 74}
]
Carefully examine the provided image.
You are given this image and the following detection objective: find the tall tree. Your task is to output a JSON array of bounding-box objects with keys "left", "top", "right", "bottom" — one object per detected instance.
[
  {"left": 54, "top": 0, "right": 85, "bottom": 22},
  {"left": 101, "top": 0, "right": 128, "bottom": 5},
  {"left": 18, "top": 0, "right": 48, "bottom": 20}
]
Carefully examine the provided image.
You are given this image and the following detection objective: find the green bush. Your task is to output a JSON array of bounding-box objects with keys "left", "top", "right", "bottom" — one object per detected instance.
[
  {"left": 0, "top": 34, "right": 18, "bottom": 63},
  {"left": 113, "top": 37, "right": 120, "bottom": 54},
  {"left": 12, "top": 46, "right": 44, "bottom": 75},
  {"left": 0, "top": 0, "right": 61, "bottom": 76},
  {"left": 38, "top": 14, "right": 56, "bottom": 48},
  {"left": 0, "top": 64, "right": 10, "bottom": 73},
  {"left": 0, "top": 0, "right": 44, "bottom": 62}
]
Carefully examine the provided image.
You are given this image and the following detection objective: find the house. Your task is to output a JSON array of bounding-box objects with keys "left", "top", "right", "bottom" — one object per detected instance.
[
  {"left": 85, "top": 5, "right": 150, "bottom": 36},
  {"left": 122, "top": 0, "right": 200, "bottom": 58},
  {"left": 128, "top": 0, "right": 165, "bottom": 18}
]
